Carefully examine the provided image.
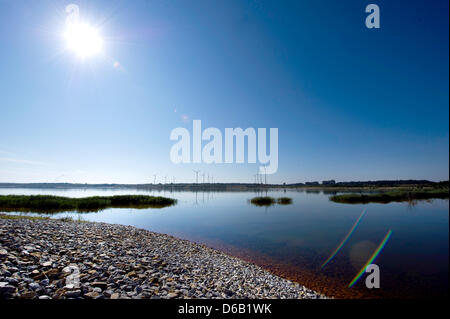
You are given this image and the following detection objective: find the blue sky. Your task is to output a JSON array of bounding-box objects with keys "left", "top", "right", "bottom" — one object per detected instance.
[{"left": 0, "top": 0, "right": 448, "bottom": 184}]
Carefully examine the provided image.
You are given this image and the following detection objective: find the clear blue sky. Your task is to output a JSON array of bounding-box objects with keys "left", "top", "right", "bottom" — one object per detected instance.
[{"left": 0, "top": 0, "right": 448, "bottom": 183}]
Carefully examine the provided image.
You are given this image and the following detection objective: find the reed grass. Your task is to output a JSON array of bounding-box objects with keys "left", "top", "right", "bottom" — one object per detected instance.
[
  {"left": 329, "top": 189, "right": 449, "bottom": 204},
  {"left": 0, "top": 195, "right": 177, "bottom": 213},
  {"left": 250, "top": 196, "right": 293, "bottom": 206},
  {"left": 277, "top": 197, "right": 293, "bottom": 205}
]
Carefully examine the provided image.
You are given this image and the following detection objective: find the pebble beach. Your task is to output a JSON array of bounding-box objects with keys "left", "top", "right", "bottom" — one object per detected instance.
[{"left": 0, "top": 217, "right": 327, "bottom": 299}]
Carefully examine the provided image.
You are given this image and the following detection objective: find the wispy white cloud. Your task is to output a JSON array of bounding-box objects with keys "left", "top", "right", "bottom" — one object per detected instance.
[{"left": 0, "top": 157, "right": 46, "bottom": 166}]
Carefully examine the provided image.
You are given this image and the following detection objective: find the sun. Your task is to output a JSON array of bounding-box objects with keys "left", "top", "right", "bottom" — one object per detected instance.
[{"left": 64, "top": 23, "right": 103, "bottom": 58}]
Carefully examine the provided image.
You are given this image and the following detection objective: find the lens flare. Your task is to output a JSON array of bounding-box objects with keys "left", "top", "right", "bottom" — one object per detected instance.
[
  {"left": 321, "top": 209, "right": 367, "bottom": 269},
  {"left": 348, "top": 229, "right": 393, "bottom": 288}
]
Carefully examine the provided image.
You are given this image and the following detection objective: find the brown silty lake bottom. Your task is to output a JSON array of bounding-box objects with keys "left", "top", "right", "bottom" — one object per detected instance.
[{"left": 0, "top": 188, "right": 448, "bottom": 299}]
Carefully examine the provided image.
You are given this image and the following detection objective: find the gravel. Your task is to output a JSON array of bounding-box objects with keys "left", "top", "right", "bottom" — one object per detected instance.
[{"left": 0, "top": 217, "right": 327, "bottom": 299}]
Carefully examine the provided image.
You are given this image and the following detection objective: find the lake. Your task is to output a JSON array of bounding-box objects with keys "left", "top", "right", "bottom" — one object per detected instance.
[{"left": 0, "top": 187, "right": 448, "bottom": 299}]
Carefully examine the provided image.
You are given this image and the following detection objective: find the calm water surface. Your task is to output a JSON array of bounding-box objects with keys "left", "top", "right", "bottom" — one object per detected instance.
[{"left": 0, "top": 188, "right": 448, "bottom": 298}]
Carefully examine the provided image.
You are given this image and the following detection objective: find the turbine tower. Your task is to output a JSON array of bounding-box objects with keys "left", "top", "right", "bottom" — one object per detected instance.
[
  {"left": 263, "top": 165, "right": 267, "bottom": 185},
  {"left": 256, "top": 167, "right": 260, "bottom": 184},
  {"left": 193, "top": 170, "right": 200, "bottom": 184}
]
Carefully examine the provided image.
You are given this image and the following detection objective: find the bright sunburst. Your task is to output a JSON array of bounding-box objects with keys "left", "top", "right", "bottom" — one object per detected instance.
[{"left": 64, "top": 23, "right": 103, "bottom": 58}]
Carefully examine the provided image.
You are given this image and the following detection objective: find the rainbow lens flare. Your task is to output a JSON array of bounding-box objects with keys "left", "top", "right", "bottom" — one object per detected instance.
[
  {"left": 321, "top": 209, "right": 367, "bottom": 269},
  {"left": 348, "top": 229, "right": 393, "bottom": 288}
]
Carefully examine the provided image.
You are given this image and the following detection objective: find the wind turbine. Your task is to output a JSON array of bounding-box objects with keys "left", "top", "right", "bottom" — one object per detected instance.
[
  {"left": 153, "top": 174, "right": 157, "bottom": 184},
  {"left": 193, "top": 170, "right": 200, "bottom": 184},
  {"left": 263, "top": 165, "right": 267, "bottom": 185},
  {"left": 255, "top": 167, "right": 260, "bottom": 184}
]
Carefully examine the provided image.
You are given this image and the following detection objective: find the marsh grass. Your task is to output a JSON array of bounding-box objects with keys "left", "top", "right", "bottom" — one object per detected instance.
[
  {"left": 0, "top": 214, "right": 88, "bottom": 223},
  {"left": 250, "top": 197, "right": 276, "bottom": 206},
  {"left": 277, "top": 197, "right": 293, "bottom": 205},
  {"left": 250, "top": 196, "right": 293, "bottom": 207},
  {"left": 0, "top": 214, "right": 50, "bottom": 221},
  {"left": 0, "top": 195, "right": 177, "bottom": 213},
  {"left": 329, "top": 189, "right": 449, "bottom": 204}
]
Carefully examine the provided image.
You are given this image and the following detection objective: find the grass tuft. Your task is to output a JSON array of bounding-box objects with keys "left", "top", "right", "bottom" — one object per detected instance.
[
  {"left": 329, "top": 189, "right": 449, "bottom": 204},
  {"left": 0, "top": 195, "right": 177, "bottom": 213},
  {"left": 250, "top": 196, "right": 293, "bottom": 206},
  {"left": 250, "top": 196, "right": 276, "bottom": 206},
  {"left": 277, "top": 197, "right": 293, "bottom": 205}
]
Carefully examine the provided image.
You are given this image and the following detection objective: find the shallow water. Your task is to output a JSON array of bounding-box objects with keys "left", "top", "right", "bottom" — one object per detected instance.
[{"left": 0, "top": 187, "right": 448, "bottom": 299}]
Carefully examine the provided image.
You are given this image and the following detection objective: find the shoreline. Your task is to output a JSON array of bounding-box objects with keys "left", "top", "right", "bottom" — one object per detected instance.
[
  {"left": 0, "top": 216, "right": 327, "bottom": 299},
  {"left": 0, "top": 180, "right": 448, "bottom": 194}
]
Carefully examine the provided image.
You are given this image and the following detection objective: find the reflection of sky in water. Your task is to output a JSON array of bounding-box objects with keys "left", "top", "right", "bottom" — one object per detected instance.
[{"left": 0, "top": 188, "right": 448, "bottom": 298}]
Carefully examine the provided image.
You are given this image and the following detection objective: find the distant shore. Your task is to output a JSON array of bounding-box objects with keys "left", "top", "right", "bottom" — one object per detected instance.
[
  {"left": 0, "top": 180, "right": 448, "bottom": 192},
  {"left": 0, "top": 216, "right": 326, "bottom": 299},
  {"left": 1, "top": 180, "right": 447, "bottom": 206}
]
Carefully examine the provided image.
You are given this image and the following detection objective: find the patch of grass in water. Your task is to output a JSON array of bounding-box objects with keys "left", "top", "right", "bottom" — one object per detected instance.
[
  {"left": 277, "top": 197, "right": 293, "bottom": 205},
  {"left": 329, "top": 189, "right": 449, "bottom": 204},
  {"left": 250, "top": 196, "right": 276, "bottom": 207},
  {"left": 250, "top": 196, "right": 293, "bottom": 206},
  {"left": 0, "top": 195, "right": 177, "bottom": 213}
]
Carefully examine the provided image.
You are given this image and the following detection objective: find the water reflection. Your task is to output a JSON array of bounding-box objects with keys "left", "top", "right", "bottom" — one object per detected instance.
[{"left": 0, "top": 187, "right": 448, "bottom": 299}]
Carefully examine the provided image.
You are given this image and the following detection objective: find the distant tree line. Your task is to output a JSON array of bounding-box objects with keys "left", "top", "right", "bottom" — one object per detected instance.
[{"left": 0, "top": 180, "right": 448, "bottom": 190}]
